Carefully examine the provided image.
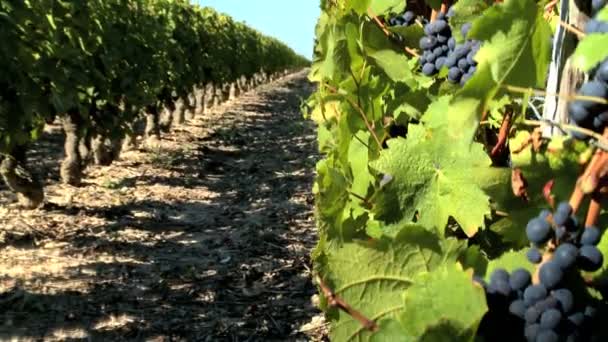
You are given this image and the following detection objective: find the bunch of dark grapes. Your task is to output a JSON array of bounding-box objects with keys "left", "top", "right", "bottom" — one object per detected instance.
[
  {"left": 388, "top": 10, "right": 415, "bottom": 27},
  {"left": 444, "top": 23, "right": 480, "bottom": 85},
  {"left": 418, "top": 12, "right": 452, "bottom": 76},
  {"left": 568, "top": 15, "right": 608, "bottom": 140},
  {"left": 476, "top": 202, "right": 604, "bottom": 341}
]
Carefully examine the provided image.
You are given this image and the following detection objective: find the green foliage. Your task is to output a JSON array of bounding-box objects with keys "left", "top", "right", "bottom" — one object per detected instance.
[
  {"left": 0, "top": 0, "right": 309, "bottom": 152},
  {"left": 307, "top": 0, "right": 608, "bottom": 339},
  {"left": 572, "top": 34, "right": 608, "bottom": 72}
]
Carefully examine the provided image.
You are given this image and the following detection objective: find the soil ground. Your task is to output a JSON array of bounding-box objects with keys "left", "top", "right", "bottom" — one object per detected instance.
[{"left": 0, "top": 70, "right": 327, "bottom": 341}]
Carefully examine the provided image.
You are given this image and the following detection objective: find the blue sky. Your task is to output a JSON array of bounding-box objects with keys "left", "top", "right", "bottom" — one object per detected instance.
[{"left": 195, "top": 0, "right": 320, "bottom": 58}]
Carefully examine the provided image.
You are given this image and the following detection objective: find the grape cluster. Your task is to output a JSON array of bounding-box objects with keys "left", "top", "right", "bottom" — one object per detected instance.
[
  {"left": 444, "top": 23, "right": 480, "bottom": 85},
  {"left": 418, "top": 12, "right": 452, "bottom": 76},
  {"left": 568, "top": 15, "right": 608, "bottom": 140},
  {"left": 476, "top": 202, "right": 605, "bottom": 341},
  {"left": 388, "top": 10, "right": 415, "bottom": 27}
]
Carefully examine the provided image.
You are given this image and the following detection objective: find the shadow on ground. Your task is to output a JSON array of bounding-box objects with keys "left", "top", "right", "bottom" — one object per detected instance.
[{"left": 0, "top": 71, "right": 324, "bottom": 341}]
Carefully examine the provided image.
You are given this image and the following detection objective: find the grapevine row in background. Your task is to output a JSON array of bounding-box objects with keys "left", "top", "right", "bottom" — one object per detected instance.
[{"left": 0, "top": 0, "right": 309, "bottom": 209}]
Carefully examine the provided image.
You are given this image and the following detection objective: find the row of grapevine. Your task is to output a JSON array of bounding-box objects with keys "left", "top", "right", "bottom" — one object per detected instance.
[
  {"left": 0, "top": 0, "right": 309, "bottom": 208},
  {"left": 306, "top": 0, "right": 608, "bottom": 340}
]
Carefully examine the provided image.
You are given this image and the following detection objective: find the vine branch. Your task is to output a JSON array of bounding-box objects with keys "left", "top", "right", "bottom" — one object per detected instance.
[
  {"left": 491, "top": 110, "right": 513, "bottom": 157},
  {"left": 322, "top": 83, "right": 384, "bottom": 149},
  {"left": 367, "top": 8, "right": 419, "bottom": 57},
  {"left": 315, "top": 275, "right": 379, "bottom": 332},
  {"left": 503, "top": 85, "right": 607, "bottom": 105}
]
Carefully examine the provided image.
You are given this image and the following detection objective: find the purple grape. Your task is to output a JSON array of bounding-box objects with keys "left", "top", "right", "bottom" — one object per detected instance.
[
  {"left": 524, "top": 284, "right": 547, "bottom": 306},
  {"left": 527, "top": 248, "right": 542, "bottom": 263},
  {"left": 578, "top": 81, "right": 608, "bottom": 112},
  {"left": 536, "top": 329, "right": 559, "bottom": 342},
  {"left": 435, "top": 57, "right": 446, "bottom": 70},
  {"left": 457, "top": 58, "right": 469, "bottom": 70},
  {"left": 539, "top": 261, "right": 563, "bottom": 289},
  {"left": 578, "top": 245, "right": 604, "bottom": 271},
  {"left": 553, "top": 243, "right": 578, "bottom": 269},
  {"left": 508, "top": 299, "right": 526, "bottom": 318},
  {"left": 540, "top": 308, "right": 562, "bottom": 329},
  {"left": 568, "top": 312, "right": 585, "bottom": 326},
  {"left": 580, "top": 226, "right": 602, "bottom": 245},
  {"left": 551, "top": 288, "right": 573, "bottom": 313},
  {"left": 403, "top": 11, "right": 415, "bottom": 23},
  {"left": 420, "top": 36, "right": 437, "bottom": 50},
  {"left": 509, "top": 268, "right": 531, "bottom": 290},
  {"left": 448, "top": 67, "right": 462, "bottom": 81},
  {"left": 525, "top": 306, "right": 542, "bottom": 323},
  {"left": 524, "top": 323, "right": 540, "bottom": 340},
  {"left": 597, "top": 60, "right": 608, "bottom": 83},
  {"left": 461, "top": 22, "right": 472, "bottom": 37},
  {"left": 422, "top": 63, "right": 436, "bottom": 76},
  {"left": 526, "top": 217, "right": 552, "bottom": 244},
  {"left": 535, "top": 296, "right": 558, "bottom": 311}
]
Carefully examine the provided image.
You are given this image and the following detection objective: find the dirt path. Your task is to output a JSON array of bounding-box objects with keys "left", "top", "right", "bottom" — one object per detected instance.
[{"left": 0, "top": 71, "right": 325, "bottom": 341}]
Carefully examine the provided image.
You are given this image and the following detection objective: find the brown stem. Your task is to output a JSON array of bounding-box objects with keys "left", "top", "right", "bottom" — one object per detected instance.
[
  {"left": 580, "top": 152, "right": 608, "bottom": 194},
  {"left": 430, "top": 9, "right": 439, "bottom": 21},
  {"left": 367, "top": 8, "right": 419, "bottom": 58},
  {"left": 491, "top": 111, "right": 512, "bottom": 157},
  {"left": 512, "top": 136, "right": 533, "bottom": 154},
  {"left": 544, "top": 0, "right": 558, "bottom": 17},
  {"left": 585, "top": 192, "right": 602, "bottom": 227},
  {"left": 315, "top": 275, "right": 379, "bottom": 332},
  {"left": 348, "top": 191, "right": 371, "bottom": 207},
  {"left": 367, "top": 8, "right": 391, "bottom": 36}
]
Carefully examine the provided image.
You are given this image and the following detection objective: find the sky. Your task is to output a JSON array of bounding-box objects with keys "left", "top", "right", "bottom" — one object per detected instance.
[{"left": 196, "top": 0, "right": 320, "bottom": 59}]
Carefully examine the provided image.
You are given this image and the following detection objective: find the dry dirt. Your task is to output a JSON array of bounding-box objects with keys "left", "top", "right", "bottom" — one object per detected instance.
[{"left": 0, "top": 70, "right": 327, "bottom": 341}]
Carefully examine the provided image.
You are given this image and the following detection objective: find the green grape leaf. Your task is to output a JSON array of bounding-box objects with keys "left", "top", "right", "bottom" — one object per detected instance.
[
  {"left": 371, "top": 98, "right": 498, "bottom": 236},
  {"left": 572, "top": 34, "right": 608, "bottom": 72},
  {"left": 399, "top": 264, "right": 487, "bottom": 341},
  {"left": 450, "top": 0, "right": 492, "bottom": 41},
  {"left": 349, "top": 131, "right": 374, "bottom": 197},
  {"left": 369, "top": 0, "right": 406, "bottom": 16},
  {"left": 448, "top": 0, "right": 552, "bottom": 139},
  {"left": 348, "top": 0, "right": 372, "bottom": 15},
  {"left": 369, "top": 49, "right": 413, "bottom": 82},
  {"left": 317, "top": 226, "right": 467, "bottom": 341},
  {"left": 597, "top": 7, "right": 608, "bottom": 21},
  {"left": 388, "top": 25, "right": 424, "bottom": 50},
  {"left": 485, "top": 249, "right": 534, "bottom": 281},
  {"left": 460, "top": 245, "right": 489, "bottom": 276}
]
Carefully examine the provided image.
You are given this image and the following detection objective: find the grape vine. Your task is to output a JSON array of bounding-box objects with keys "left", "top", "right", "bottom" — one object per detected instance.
[
  {"left": 0, "top": 0, "right": 308, "bottom": 208},
  {"left": 306, "top": 0, "right": 608, "bottom": 340}
]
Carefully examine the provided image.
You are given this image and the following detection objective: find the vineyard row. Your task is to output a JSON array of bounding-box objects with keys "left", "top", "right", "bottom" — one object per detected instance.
[{"left": 0, "top": 0, "right": 309, "bottom": 208}]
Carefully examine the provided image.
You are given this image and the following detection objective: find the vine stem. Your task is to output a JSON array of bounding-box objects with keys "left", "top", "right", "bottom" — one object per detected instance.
[
  {"left": 585, "top": 192, "right": 602, "bottom": 227},
  {"left": 348, "top": 190, "right": 371, "bottom": 206},
  {"left": 490, "top": 110, "right": 513, "bottom": 157},
  {"left": 322, "top": 83, "right": 384, "bottom": 149},
  {"left": 503, "top": 85, "right": 608, "bottom": 105},
  {"left": 558, "top": 20, "right": 585, "bottom": 39},
  {"left": 521, "top": 120, "right": 608, "bottom": 148},
  {"left": 367, "top": 8, "right": 420, "bottom": 58},
  {"left": 367, "top": 8, "right": 391, "bottom": 36},
  {"left": 315, "top": 275, "right": 379, "bottom": 332}
]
